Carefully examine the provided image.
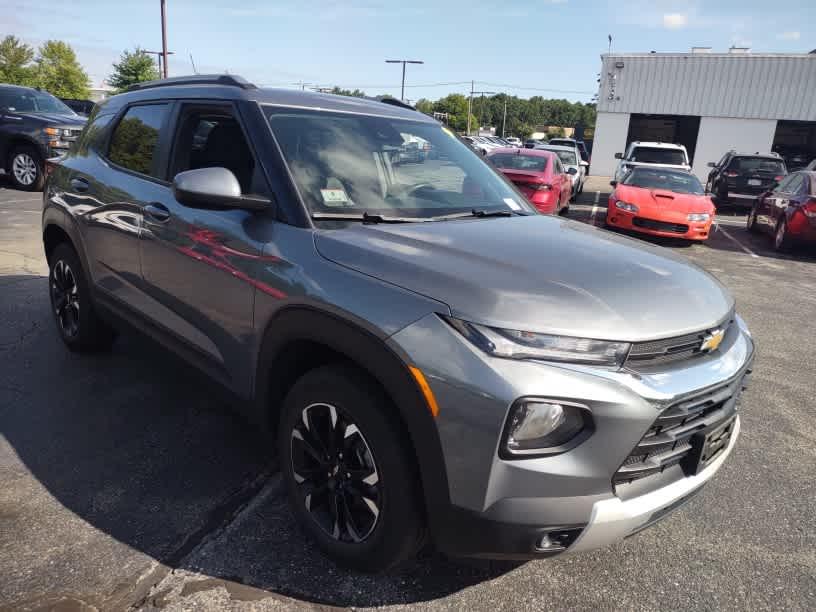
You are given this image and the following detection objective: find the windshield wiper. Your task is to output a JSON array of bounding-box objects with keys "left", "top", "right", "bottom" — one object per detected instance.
[
  {"left": 311, "top": 212, "right": 426, "bottom": 224},
  {"left": 471, "top": 208, "right": 515, "bottom": 217}
]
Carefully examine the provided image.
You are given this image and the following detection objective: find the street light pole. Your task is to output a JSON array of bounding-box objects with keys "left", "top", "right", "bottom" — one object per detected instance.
[
  {"left": 160, "top": 0, "right": 169, "bottom": 78},
  {"left": 144, "top": 50, "right": 175, "bottom": 77},
  {"left": 385, "top": 59, "right": 423, "bottom": 102}
]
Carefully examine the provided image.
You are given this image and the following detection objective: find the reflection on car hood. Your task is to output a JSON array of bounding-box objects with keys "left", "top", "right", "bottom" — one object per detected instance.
[
  {"left": 616, "top": 185, "right": 713, "bottom": 213},
  {"left": 10, "top": 112, "right": 86, "bottom": 127},
  {"left": 314, "top": 215, "right": 734, "bottom": 342}
]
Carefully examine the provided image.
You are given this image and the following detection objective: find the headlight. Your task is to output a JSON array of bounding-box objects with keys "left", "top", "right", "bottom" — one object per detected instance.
[
  {"left": 445, "top": 317, "right": 630, "bottom": 367},
  {"left": 615, "top": 200, "right": 639, "bottom": 213},
  {"left": 503, "top": 399, "right": 591, "bottom": 457},
  {"left": 687, "top": 213, "right": 711, "bottom": 222}
]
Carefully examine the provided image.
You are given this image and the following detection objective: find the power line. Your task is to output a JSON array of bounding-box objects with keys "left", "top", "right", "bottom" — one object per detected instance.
[{"left": 477, "top": 82, "right": 595, "bottom": 94}]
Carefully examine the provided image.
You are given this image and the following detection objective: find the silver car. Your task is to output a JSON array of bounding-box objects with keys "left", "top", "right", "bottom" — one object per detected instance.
[{"left": 42, "top": 75, "right": 753, "bottom": 571}]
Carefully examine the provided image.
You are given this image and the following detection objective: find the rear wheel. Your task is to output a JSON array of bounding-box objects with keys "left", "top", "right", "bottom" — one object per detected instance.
[
  {"left": 8, "top": 145, "right": 44, "bottom": 191},
  {"left": 49, "top": 243, "right": 116, "bottom": 351},
  {"left": 279, "top": 364, "right": 425, "bottom": 571},
  {"left": 746, "top": 207, "right": 759, "bottom": 233},
  {"left": 774, "top": 218, "right": 794, "bottom": 252}
]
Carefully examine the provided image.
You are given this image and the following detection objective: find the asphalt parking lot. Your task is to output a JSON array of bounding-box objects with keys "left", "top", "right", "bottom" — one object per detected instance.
[{"left": 1, "top": 175, "right": 815, "bottom": 611}]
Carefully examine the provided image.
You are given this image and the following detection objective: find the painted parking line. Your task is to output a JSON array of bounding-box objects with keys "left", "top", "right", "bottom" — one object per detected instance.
[
  {"left": 590, "top": 191, "right": 600, "bottom": 224},
  {"left": 0, "top": 197, "right": 42, "bottom": 205},
  {"left": 716, "top": 225, "right": 759, "bottom": 258}
]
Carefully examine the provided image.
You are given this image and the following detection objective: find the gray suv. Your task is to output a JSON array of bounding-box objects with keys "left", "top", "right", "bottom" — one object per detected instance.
[{"left": 42, "top": 75, "right": 754, "bottom": 571}]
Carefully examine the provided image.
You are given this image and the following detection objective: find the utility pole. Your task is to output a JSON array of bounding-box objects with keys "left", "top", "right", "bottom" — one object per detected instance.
[
  {"left": 294, "top": 81, "right": 312, "bottom": 90},
  {"left": 502, "top": 99, "right": 507, "bottom": 137},
  {"left": 471, "top": 89, "right": 496, "bottom": 135},
  {"left": 160, "top": 0, "right": 169, "bottom": 78},
  {"left": 144, "top": 50, "right": 175, "bottom": 76},
  {"left": 385, "top": 59, "right": 423, "bottom": 101},
  {"left": 189, "top": 53, "right": 197, "bottom": 74},
  {"left": 467, "top": 80, "right": 474, "bottom": 135}
]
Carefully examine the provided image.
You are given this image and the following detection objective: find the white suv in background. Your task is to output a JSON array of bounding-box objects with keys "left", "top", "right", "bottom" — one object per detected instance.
[{"left": 613, "top": 141, "right": 691, "bottom": 182}]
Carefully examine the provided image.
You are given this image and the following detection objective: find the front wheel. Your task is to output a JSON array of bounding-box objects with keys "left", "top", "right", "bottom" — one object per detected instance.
[
  {"left": 8, "top": 145, "right": 44, "bottom": 191},
  {"left": 774, "top": 218, "right": 794, "bottom": 252},
  {"left": 746, "top": 207, "right": 759, "bottom": 232},
  {"left": 279, "top": 364, "right": 425, "bottom": 571}
]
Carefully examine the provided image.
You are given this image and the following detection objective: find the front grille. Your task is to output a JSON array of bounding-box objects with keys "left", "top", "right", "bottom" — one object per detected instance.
[
  {"left": 632, "top": 217, "right": 689, "bottom": 234},
  {"left": 613, "top": 374, "right": 747, "bottom": 488},
  {"left": 625, "top": 318, "right": 734, "bottom": 369}
]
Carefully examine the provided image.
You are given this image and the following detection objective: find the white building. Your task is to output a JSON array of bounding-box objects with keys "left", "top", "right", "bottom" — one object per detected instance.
[{"left": 591, "top": 49, "right": 816, "bottom": 179}]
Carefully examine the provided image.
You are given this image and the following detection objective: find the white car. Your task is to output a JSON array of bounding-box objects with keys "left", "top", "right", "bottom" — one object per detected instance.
[
  {"left": 613, "top": 141, "right": 691, "bottom": 183},
  {"left": 536, "top": 144, "right": 585, "bottom": 199},
  {"left": 504, "top": 137, "right": 522, "bottom": 147}
]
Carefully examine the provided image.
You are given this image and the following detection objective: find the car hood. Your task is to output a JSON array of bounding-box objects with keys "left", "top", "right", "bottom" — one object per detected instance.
[
  {"left": 11, "top": 112, "right": 86, "bottom": 127},
  {"left": 616, "top": 185, "right": 714, "bottom": 213},
  {"left": 314, "top": 216, "right": 734, "bottom": 342}
]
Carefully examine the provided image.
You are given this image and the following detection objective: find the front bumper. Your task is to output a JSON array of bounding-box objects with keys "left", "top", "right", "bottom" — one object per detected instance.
[
  {"left": 389, "top": 313, "right": 753, "bottom": 559},
  {"left": 606, "top": 207, "right": 712, "bottom": 240},
  {"left": 569, "top": 415, "right": 739, "bottom": 552}
]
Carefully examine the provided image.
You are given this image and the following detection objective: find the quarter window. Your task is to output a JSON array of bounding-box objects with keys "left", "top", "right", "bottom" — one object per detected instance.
[{"left": 108, "top": 104, "right": 169, "bottom": 178}]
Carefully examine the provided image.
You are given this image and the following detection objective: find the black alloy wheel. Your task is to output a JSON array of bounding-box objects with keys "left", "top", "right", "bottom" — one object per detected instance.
[
  {"left": 290, "top": 402, "right": 381, "bottom": 543},
  {"left": 50, "top": 259, "right": 80, "bottom": 338}
]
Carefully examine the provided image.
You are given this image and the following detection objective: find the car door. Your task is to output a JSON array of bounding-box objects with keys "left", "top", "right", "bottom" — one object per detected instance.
[
  {"left": 72, "top": 102, "right": 173, "bottom": 305},
  {"left": 764, "top": 174, "right": 802, "bottom": 230},
  {"left": 138, "top": 100, "right": 272, "bottom": 394}
]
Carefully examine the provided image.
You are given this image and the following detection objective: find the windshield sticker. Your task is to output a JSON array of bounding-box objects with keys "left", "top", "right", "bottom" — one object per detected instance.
[
  {"left": 503, "top": 197, "right": 521, "bottom": 211},
  {"left": 320, "top": 189, "right": 351, "bottom": 206}
]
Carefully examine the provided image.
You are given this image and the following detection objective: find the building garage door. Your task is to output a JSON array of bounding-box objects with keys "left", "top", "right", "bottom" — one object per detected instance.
[
  {"left": 625, "top": 114, "right": 701, "bottom": 165},
  {"left": 773, "top": 121, "right": 816, "bottom": 170}
]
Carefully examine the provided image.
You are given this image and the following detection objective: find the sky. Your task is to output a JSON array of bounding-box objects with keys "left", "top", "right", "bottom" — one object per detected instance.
[{"left": 2, "top": 0, "right": 814, "bottom": 103}]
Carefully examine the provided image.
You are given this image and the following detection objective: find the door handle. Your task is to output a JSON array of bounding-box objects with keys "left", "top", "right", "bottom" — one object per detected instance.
[
  {"left": 145, "top": 203, "right": 171, "bottom": 222},
  {"left": 70, "top": 177, "right": 89, "bottom": 193}
]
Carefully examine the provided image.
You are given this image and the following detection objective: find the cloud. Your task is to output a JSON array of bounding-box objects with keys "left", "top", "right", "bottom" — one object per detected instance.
[
  {"left": 777, "top": 31, "right": 800, "bottom": 41},
  {"left": 662, "top": 13, "right": 688, "bottom": 29}
]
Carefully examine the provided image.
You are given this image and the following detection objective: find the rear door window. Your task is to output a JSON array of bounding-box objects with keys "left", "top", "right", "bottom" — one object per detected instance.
[{"left": 108, "top": 104, "right": 170, "bottom": 178}]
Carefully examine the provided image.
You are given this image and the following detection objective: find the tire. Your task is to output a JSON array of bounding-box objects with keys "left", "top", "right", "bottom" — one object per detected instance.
[
  {"left": 279, "top": 363, "right": 425, "bottom": 571},
  {"left": 774, "top": 218, "right": 794, "bottom": 252},
  {"left": 746, "top": 207, "right": 759, "bottom": 233},
  {"left": 48, "top": 243, "right": 116, "bottom": 352},
  {"left": 8, "top": 145, "right": 45, "bottom": 191}
]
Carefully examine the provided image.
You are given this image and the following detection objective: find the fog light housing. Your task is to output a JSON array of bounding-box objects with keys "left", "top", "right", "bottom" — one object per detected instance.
[
  {"left": 502, "top": 399, "right": 591, "bottom": 458},
  {"left": 535, "top": 528, "right": 584, "bottom": 553}
]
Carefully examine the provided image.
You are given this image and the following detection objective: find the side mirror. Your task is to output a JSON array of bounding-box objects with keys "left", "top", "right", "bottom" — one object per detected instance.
[
  {"left": 172, "top": 167, "right": 269, "bottom": 211},
  {"left": 614, "top": 152, "right": 623, "bottom": 159},
  {"left": 579, "top": 160, "right": 589, "bottom": 167},
  {"left": 609, "top": 180, "right": 618, "bottom": 187},
  {"left": 567, "top": 167, "right": 578, "bottom": 175},
  {"left": 707, "top": 162, "right": 716, "bottom": 168}
]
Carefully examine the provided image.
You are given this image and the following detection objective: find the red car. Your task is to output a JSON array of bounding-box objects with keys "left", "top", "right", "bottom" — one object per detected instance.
[
  {"left": 487, "top": 148, "right": 572, "bottom": 214},
  {"left": 747, "top": 170, "right": 816, "bottom": 251},
  {"left": 606, "top": 167, "right": 715, "bottom": 241}
]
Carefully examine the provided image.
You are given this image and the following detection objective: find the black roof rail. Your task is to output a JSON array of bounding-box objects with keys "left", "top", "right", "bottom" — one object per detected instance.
[
  {"left": 126, "top": 74, "right": 257, "bottom": 92},
  {"left": 378, "top": 97, "right": 417, "bottom": 112}
]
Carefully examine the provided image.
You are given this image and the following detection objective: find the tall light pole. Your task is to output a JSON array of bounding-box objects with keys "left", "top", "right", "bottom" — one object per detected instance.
[
  {"left": 472, "top": 90, "right": 495, "bottom": 135},
  {"left": 385, "top": 59, "right": 423, "bottom": 102},
  {"left": 160, "top": 0, "right": 169, "bottom": 78},
  {"left": 144, "top": 50, "right": 174, "bottom": 77}
]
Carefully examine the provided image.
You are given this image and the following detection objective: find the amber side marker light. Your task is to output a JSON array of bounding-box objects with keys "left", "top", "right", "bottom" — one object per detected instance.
[{"left": 409, "top": 366, "right": 439, "bottom": 418}]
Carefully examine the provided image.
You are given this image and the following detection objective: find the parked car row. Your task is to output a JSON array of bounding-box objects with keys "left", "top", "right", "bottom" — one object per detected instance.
[{"left": 462, "top": 134, "right": 521, "bottom": 155}]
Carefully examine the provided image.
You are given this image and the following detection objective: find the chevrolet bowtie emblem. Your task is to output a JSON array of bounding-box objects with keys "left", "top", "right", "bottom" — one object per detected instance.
[{"left": 700, "top": 329, "right": 725, "bottom": 352}]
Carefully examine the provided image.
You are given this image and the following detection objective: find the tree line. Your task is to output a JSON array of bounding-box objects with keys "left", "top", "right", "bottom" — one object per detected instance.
[{"left": 324, "top": 87, "right": 596, "bottom": 139}]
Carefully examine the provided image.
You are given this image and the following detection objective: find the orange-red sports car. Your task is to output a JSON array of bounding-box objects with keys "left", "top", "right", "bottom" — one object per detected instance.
[{"left": 606, "top": 167, "right": 715, "bottom": 241}]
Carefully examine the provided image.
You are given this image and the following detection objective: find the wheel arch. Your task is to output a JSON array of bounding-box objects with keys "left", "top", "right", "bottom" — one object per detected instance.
[
  {"left": 4, "top": 135, "right": 45, "bottom": 170},
  {"left": 253, "top": 306, "right": 452, "bottom": 539}
]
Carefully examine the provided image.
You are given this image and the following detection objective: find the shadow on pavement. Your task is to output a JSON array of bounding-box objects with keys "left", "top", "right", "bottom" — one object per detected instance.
[{"left": 0, "top": 274, "right": 514, "bottom": 609}]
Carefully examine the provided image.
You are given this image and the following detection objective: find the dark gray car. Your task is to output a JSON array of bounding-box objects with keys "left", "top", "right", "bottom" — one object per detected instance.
[{"left": 42, "top": 75, "right": 754, "bottom": 571}]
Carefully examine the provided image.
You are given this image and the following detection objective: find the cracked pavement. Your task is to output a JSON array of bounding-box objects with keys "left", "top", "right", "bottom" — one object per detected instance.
[{"left": 1, "top": 178, "right": 815, "bottom": 611}]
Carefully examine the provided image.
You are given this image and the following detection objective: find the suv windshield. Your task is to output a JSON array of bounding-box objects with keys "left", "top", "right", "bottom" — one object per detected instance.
[
  {"left": 489, "top": 152, "right": 548, "bottom": 172},
  {"left": 629, "top": 147, "right": 686, "bottom": 165},
  {"left": 264, "top": 108, "right": 532, "bottom": 218},
  {"left": 0, "top": 88, "right": 75, "bottom": 115},
  {"left": 541, "top": 148, "right": 576, "bottom": 166},
  {"left": 728, "top": 157, "right": 786, "bottom": 174},
  {"left": 623, "top": 168, "right": 704, "bottom": 194}
]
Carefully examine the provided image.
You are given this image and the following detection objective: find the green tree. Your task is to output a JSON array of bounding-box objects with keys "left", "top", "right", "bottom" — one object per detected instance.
[
  {"left": 106, "top": 47, "right": 160, "bottom": 93},
  {"left": 34, "top": 40, "right": 89, "bottom": 98},
  {"left": 415, "top": 98, "right": 434, "bottom": 115},
  {"left": 0, "top": 35, "right": 36, "bottom": 86},
  {"left": 329, "top": 86, "right": 365, "bottom": 98}
]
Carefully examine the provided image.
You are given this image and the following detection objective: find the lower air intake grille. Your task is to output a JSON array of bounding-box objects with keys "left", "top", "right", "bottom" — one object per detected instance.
[{"left": 632, "top": 217, "right": 689, "bottom": 234}]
